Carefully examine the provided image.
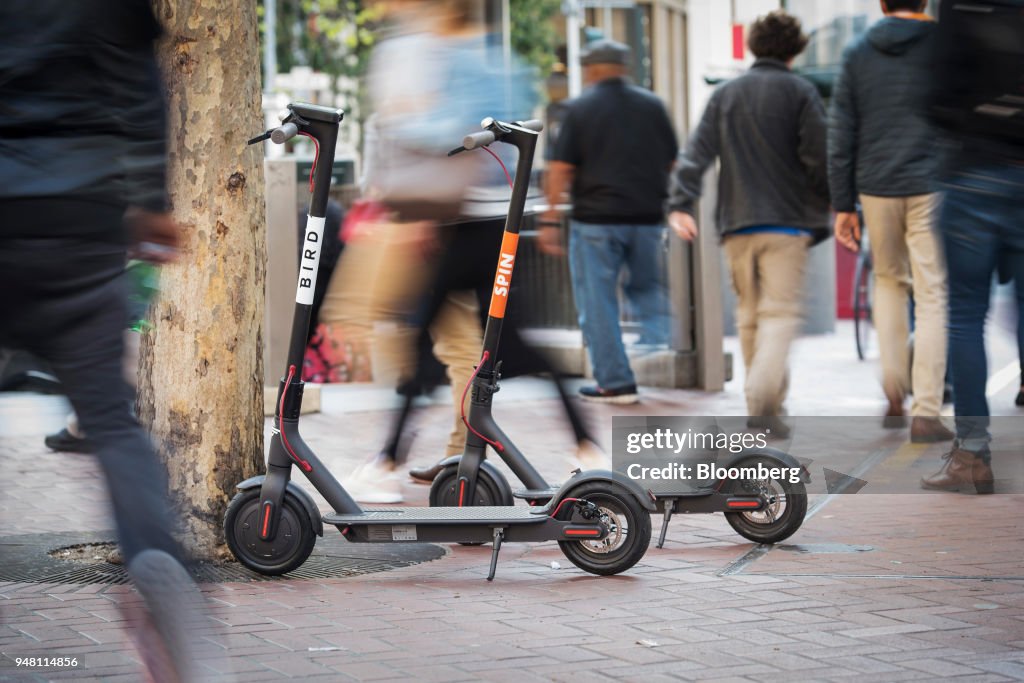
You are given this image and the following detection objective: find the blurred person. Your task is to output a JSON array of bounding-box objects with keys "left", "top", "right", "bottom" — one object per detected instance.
[
  {"left": 829, "top": 0, "right": 953, "bottom": 443},
  {"left": 666, "top": 11, "right": 830, "bottom": 435},
  {"left": 539, "top": 40, "right": 678, "bottom": 405},
  {"left": 921, "top": 0, "right": 1024, "bottom": 494},
  {"left": 0, "top": 2, "right": 213, "bottom": 681},
  {"left": 325, "top": 0, "right": 601, "bottom": 501}
]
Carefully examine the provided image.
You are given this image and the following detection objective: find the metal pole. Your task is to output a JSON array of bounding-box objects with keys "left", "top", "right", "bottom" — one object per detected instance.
[
  {"left": 565, "top": 0, "right": 582, "bottom": 97},
  {"left": 264, "top": 0, "right": 278, "bottom": 92}
]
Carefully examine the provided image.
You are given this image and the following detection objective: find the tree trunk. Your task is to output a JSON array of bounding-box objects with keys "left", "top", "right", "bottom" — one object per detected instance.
[{"left": 139, "top": 0, "right": 266, "bottom": 559}]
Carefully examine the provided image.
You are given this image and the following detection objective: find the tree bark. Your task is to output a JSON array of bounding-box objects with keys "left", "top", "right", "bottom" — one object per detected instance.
[{"left": 139, "top": 0, "right": 266, "bottom": 559}]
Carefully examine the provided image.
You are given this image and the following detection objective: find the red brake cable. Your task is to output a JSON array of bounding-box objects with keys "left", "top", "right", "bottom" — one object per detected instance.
[{"left": 460, "top": 350, "right": 504, "bottom": 452}]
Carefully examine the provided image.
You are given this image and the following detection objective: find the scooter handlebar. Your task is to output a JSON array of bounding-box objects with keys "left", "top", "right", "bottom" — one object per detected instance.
[
  {"left": 462, "top": 129, "right": 497, "bottom": 150},
  {"left": 517, "top": 119, "right": 543, "bottom": 132},
  {"left": 271, "top": 122, "right": 299, "bottom": 144}
]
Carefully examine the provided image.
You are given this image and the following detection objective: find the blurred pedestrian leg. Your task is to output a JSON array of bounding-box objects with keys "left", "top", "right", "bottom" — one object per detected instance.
[
  {"left": 723, "top": 232, "right": 810, "bottom": 417},
  {"left": 860, "top": 194, "right": 947, "bottom": 419}
]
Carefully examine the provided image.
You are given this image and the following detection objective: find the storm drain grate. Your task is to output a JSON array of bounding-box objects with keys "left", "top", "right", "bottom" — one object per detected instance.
[{"left": 0, "top": 531, "right": 446, "bottom": 585}]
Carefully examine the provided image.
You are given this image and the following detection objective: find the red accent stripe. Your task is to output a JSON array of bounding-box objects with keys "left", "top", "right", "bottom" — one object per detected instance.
[
  {"left": 458, "top": 479, "right": 466, "bottom": 507},
  {"left": 564, "top": 529, "right": 601, "bottom": 536},
  {"left": 727, "top": 500, "right": 761, "bottom": 508},
  {"left": 261, "top": 503, "right": 272, "bottom": 537},
  {"left": 279, "top": 364, "right": 313, "bottom": 472}
]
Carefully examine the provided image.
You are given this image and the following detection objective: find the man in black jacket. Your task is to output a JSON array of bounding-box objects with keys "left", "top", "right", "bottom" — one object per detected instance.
[
  {"left": 829, "top": 0, "right": 953, "bottom": 443},
  {"left": 0, "top": 2, "right": 210, "bottom": 679},
  {"left": 667, "top": 11, "right": 830, "bottom": 433}
]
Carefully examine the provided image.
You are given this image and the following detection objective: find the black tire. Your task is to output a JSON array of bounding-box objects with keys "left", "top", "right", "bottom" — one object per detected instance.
[
  {"left": 853, "top": 251, "right": 873, "bottom": 361},
  {"left": 224, "top": 488, "right": 317, "bottom": 576},
  {"left": 557, "top": 481, "right": 651, "bottom": 576},
  {"left": 428, "top": 465, "right": 514, "bottom": 507},
  {"left": 724, "top": 457, "right": 807, "bottom": 544}
]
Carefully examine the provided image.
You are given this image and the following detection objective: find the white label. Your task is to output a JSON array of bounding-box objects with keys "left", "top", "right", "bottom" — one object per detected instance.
[
  {"left": 391, "top": 525, "right": 417, "bottom": 541},
  {"left": 296, "top": 215, "right": 326, "bottom": 305}
]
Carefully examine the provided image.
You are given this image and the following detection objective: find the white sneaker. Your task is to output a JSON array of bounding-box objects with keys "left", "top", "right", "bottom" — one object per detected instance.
[
  {"left": 346, "top": 456, "right": 404, "bottom": 504},
  {"left": 571, "top": 439, "right": 611, "bottom": 472}
]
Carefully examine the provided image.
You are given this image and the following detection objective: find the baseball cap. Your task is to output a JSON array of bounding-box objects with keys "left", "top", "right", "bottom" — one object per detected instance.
[{"left": 580, "top": 39, "right": 631, "bottom": 66}]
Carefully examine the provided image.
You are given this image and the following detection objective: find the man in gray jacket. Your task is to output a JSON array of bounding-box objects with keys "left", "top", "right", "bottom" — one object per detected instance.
[
  {"left": 668, "top": 10, "right": 830, "bottom": 433},
  {"left": 829, "top": 0, "right": 952, "bottom": 443}
]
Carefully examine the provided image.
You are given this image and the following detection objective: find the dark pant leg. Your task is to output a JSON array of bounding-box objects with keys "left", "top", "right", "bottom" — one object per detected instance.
[
  {"left": 938, "top": 186, "right": 998, "bottom": 451},
  {"left": 0, "top": 201, "right": 181, "bottom": 564}
]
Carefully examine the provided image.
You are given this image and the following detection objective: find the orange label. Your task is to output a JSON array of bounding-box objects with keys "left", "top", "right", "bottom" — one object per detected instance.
[{"left": 488, "top": 232, "right": 519, "bottom": 318}]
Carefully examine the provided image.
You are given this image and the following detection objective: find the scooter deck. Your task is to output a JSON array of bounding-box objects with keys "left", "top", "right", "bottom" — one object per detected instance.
[{"left": 323, "top": 505, "right": 550, "bottom": 526}]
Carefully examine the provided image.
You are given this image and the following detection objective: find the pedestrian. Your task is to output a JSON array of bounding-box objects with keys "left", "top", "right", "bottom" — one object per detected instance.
[
  {"left": 0, "top": 2, "right": 211, "bottom": 680},
  {"left": 829, "top": 0, "right": 953, "bottom": 443},
  {"left": 666, "top": 11, "right": 830, "bottom": 435},
  {"left": 539, "top": 40, "right": 678, "bottom": 405},
  {"left": 920, "top": 0, "right": 1024, "bottom": 494}
]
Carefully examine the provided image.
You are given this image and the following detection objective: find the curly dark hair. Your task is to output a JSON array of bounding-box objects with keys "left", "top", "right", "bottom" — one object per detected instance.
[{"left": 747, "top": 11, "right": 808, "bottom": 62}]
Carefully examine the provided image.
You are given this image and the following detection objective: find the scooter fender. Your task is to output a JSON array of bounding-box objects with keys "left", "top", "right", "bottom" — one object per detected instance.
[
  {"left": 552, "top": 469, "right": 657, "bottom": 512},
  {"left": 434, "top": 456, "right": 515, "bottom": 505},
  {"left": 236, "top": 475, "right": 324, "bottom": 536},
  {"left": 717, "top": 447, "right": 811, "bottom": 483}
]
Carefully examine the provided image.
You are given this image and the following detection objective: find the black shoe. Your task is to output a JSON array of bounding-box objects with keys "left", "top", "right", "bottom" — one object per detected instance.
[
  {"left": 578, "top": 384, "right": 639, "bottom": 404},
  {"left": 408, "top": 462, "right": 445, "bottom": 483},
  {"left": 44, "top": 428, "right": 92, "bottom": 453},
  {"left": 1016, "top": 386, "right": 1024, "bottom": 407}
]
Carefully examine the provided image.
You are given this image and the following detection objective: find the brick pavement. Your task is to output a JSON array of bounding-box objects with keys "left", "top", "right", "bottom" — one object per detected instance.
[{"left": 2, "top": 327, "right": 1023, "bottom": 681}]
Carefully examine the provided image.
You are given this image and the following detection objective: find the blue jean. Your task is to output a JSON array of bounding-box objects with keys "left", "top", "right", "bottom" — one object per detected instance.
[
  {"left": 568, "top": 221, "right": 669, "bottom": 390},
  {"left": 938, "top": 163, "right": 1024, "bottom": 452}
]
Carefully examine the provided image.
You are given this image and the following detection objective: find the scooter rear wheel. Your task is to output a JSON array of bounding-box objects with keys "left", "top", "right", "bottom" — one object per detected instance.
[
  {"left": 724, "top": 457, "right": 807, "bottom": 544},
  {"left": 224, "top": 488, "right": 316, "bottom": 576},
  {"left": 557, "top": 482, "right": 651, "bottom": 576}
]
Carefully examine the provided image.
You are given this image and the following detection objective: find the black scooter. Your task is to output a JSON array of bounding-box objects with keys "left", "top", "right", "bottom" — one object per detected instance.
[
  {"left": 424, "top": 143, "right": 811, "bottom": 551},
  {"left": 224, "top": 103, "right": 654, "bottom": 580}
]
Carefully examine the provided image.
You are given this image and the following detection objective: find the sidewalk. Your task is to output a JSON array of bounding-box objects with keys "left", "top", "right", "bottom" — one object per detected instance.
[{"left": 2, "top": 324, "right": 1023, "bottom": 681}]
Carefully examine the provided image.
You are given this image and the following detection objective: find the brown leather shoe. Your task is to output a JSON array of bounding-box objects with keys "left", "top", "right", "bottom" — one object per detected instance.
[
  {"left": 921, "top": 447, "right": 994, "bottom": 494},
  {"left": 883, "top": 400, "right": 907, "bottom": 429},
  {"left": 910, "top": 417, "right": 955, "bottom": 443}
]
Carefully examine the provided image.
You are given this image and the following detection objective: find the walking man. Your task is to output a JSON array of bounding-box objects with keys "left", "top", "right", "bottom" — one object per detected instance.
[
  {"left": 540, "top": 40, "right": 678, "bottom": 404},
  {"left": 667, "top": 11, "right": 830, "bottom": 432},
  {"left": 1, "top": 2, "right": 211, "bottom": 679},
  {"left": 829, "top": 0, "right": 953, "bottom": 443},
  {"left": 921, "top": 0, "right": 1024, "bottom": 493}
]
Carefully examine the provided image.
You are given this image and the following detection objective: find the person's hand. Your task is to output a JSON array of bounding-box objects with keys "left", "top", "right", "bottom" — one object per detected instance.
[
  {"left": 834, "top": 211, "right": 861, "bottom": 252},
  {"left": 125, "top": 207, "right": 180, "bottom": 263},
  {"left": 668, "top": 211, "right": 698, "bottom": 241},
  {"left": 537, "top": 213, "right": 565, "bottom": 256}
]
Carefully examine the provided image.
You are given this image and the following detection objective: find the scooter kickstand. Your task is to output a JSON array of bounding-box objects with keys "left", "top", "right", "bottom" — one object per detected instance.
[
  {"left": 487, "top": 528, "right": 505, "bottom": 581},
  {"left": 657, "top": 500, "right": 675, "bottom": 549}
]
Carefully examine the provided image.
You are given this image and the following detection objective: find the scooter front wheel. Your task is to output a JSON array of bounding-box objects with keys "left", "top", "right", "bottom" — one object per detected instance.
[
  {"left": 557, "top": 481, "right": 651, "bottom": 576},
  {"left": 224, "top": 488, "right": 317, "bottom": 576},
  {"left": 724, "top": 457, "right": 807, "bottom": 544}
]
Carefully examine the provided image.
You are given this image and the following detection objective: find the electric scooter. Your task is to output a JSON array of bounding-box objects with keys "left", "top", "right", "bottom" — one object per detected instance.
[
  {"left": 424, "top": 144, "right": 811, "bottom": 551},
  {"left": 224, "top": 102, "right": 655, "bottom": 580}
]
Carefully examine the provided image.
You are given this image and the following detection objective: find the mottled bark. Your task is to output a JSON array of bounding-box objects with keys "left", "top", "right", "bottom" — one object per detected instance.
[{"left": 138, "top": 0, "right": 266, "bottom": 559}]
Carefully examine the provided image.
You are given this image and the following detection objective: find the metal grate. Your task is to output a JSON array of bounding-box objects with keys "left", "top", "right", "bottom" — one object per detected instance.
[{"left": 0, "top": 531, "right": 446, "bottom": 585}]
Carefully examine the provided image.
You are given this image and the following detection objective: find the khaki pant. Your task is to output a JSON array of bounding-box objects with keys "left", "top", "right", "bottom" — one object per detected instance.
[
  {"left": 320, "top": 222, "right": 482, "bottom": 456},
  {"left": 724, "top": 232, "right": 810, "bottom": 417},
  {"left": 860, "top": 193, "right": 947, "bottom": 417}
]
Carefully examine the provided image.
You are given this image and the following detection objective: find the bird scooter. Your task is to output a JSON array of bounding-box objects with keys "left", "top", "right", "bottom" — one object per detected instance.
[
  {"left": 224, "top": 103, "right": 655, "bottom": 580},
  {"left": 426, "top": 141, "right": 810, "bottom": 551}
]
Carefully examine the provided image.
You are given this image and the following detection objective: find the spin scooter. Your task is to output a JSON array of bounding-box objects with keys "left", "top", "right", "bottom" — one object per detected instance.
[
  {"left": 425, "top": 146, "right": 810, "bottom": 551},
  {"left": 224, "top": 103, "right": 655, "bottom": 580}
]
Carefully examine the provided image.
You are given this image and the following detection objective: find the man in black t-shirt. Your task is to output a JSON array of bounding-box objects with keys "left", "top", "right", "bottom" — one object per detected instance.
[{"left": 540, "top": 40, "right": 678, "bottom": 404}]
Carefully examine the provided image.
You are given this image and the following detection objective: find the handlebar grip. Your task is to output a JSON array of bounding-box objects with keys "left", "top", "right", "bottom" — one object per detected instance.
[
  {"left": 271, "top": 122, "right": 299, "bottom": 144},
  {"left": 463, "top": 130, "right": 497, "bottom": 150},
  {"left": 518, "top": 119, "right": 544, "bottom": 132}
]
